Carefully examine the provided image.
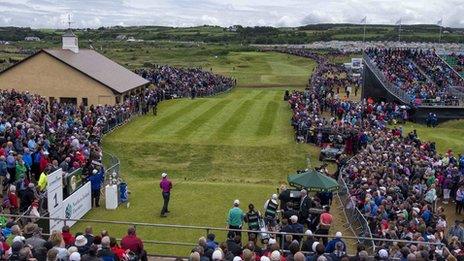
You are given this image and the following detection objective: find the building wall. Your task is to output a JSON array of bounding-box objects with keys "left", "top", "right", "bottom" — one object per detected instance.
[{"left": 0, "top": 52, "right": 117, "bottom": 105}]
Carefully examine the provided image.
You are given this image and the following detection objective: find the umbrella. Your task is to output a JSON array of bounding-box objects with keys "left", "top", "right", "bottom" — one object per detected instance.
[{"left": 287, "top": 170, "right": 339, "bottom": 192}]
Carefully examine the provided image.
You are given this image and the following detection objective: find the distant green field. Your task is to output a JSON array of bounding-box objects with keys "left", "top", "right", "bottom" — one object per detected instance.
[
  {"left": 73, "top": 88, "right": 325, "bottom": 255},
  {"left": 102, "top": 48, "right": 317, "bottom": 87},
  {"left": 401, "top": 120, "right": 464, "bottom": 155}
]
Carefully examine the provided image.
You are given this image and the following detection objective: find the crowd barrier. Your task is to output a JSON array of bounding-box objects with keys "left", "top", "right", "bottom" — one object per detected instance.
[
  {"left": 337, "top": 168, "right": 376, "bottom": 254},
  {"left": 3, "top": 213, "right": 444, "bottom": 257},
  {"left": 362, "top": 54, "right": 412, "bottom": 104}
]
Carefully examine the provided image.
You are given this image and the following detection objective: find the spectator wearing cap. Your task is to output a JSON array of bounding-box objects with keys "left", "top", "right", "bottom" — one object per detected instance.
[
  {"left": 325, "top": 232, "right": 346, "bottom": 253},
  {"left": 120, "top": 226, "right": 147, "bottom": 261},
  {"left": 263, "top": 194, "right": 279, "bottom": 227},
  {"left": 289, "top": 215, "right": 304, "bottom": 242},
  {"left": 89, "top": 168, "right": 104, "bottom": 208},
  {"left": 301, "top": 230, "right": 315, "bottom": 252},
  {"left": 7, "top": 184, "right": 19, "bottom": 214},
  {"left": 377, "top": 249, "right": 389, "bottom": 260},
  {"left": 25, "top": 223, "right": 47, "bottom": 260},
  {"left": 227, "top": 200, "right": 244, "bottom": 238},
  {"left": 159, "top": 172, "right": 172, "bottom": 217},
  {"left": 75, "top": 235, "right": 89, "bottom": 255}
]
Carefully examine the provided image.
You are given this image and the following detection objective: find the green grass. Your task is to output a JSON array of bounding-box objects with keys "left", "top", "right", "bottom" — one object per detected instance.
[
  {"left": 73, "top": 88, "right": 324, "bottom": 255},
  {"left": 400, "top": 120, "right": 464, "bottom": 155},
  {"left": 102, "top": 47, "right": 317, "bottom": 87}
]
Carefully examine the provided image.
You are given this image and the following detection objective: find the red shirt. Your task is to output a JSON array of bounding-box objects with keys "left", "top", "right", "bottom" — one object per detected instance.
[
  {"left": 62, "top": 231, "right": 75, "bottom": 246},
  {"left": 121, "top": 234, "right": 144, "bottom": 254},
  {"left": 320, "top": 212, "right": 333, "bottom": 226},
  {"left": 111, "top": 245, "right": 126, "bottom": 260},
  {"left": 8, "top": 192, "right": 18, "bottom": 209}
]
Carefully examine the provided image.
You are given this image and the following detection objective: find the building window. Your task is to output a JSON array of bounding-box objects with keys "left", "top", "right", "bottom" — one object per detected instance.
[
  {"left": 60, "top": 97, "right": 77, "bottom": 105},
  {"left": 82, "top": 98, "right": 88, "bottom": 107},
  {"left": 115, "top": 96, "right": 121, "bottom": 104}
]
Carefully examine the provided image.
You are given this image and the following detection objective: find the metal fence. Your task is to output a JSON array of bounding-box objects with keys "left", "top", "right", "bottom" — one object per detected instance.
[
  {"left": 337, "top": 163, "right": 376, "bottom": 254},
  {"left": 362, "top": 54, "right": 413, "bottom": 104},
  {"left": 2, "top": 213, "right": 444, "bottom": 257}
]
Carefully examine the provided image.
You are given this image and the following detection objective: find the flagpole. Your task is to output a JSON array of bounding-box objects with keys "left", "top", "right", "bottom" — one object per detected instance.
[
  {"left": 363, "top": 19, "right": 366, "bottom": 43},
  {"left": 398, "top": 22, "right": 401, "bottom": 42},
  {"left": 439, "top": 24, "right": 442, "bottom": 43}
]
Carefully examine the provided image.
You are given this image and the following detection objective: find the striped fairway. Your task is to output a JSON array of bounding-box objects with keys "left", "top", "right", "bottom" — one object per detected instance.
[{"left": 79, "top": 87, "right": 327, "bottom": 255}]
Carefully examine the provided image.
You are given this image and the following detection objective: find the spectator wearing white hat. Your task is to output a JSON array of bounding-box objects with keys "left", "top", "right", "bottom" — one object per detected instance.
[
  {"left": 227, "top": 199, "right": 244, "bottom": 238},
  {"left": 325, "top": 231, "right": 346, "bottom": 253},
  {"left": 159, "top": 172, "right": 172, "bottom": 217},
  {"left": 301, "top": 230, "right": 316, "bottom": 252},
  {"left": 289, "top": 215, "right": 304, "bottom": 242},
  {"left": 263, "top": 194, "right": 279, "bottom": 228}
]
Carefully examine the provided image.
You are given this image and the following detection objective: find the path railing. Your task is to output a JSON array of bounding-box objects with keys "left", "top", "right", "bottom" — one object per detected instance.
[
  {"left": 1, "top": 214, "right": 444, "bottom": 257},
  {"left": 337, "top": 169, "right": 376, "bottom": 254},
  {"left": 362, "top": 54, "right": 412, "bottom": 104}
]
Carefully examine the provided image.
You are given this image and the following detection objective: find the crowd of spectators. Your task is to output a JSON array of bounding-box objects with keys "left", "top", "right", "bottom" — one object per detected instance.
[
  {"left": 136, "top": 65, "right": 236, "bottom": 99},
  {"left": 0, "top": 223, "right": 147, "bottom": 261},
  {"left": 365, "top": 48, "right": 463, "bottom": 106},
  {"left": 289, "top": 49, "right": 464, "bottom": 260}
]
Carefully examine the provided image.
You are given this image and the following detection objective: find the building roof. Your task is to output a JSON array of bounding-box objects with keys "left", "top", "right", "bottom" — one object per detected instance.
[
  {"left": 62, "top": 30, "right": 76, "bottom": 37},
  {"left": 43, "top": 49, "right": 149, "bottom": 94}
]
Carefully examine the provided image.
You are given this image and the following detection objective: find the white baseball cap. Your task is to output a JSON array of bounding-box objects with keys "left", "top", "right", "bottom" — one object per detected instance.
[
  {"left": 270, "top": 250, "right": 281, "bottom": 261},
  {"left": 305, "top": 230, "right": 313, "bottom": 236},
  {"left": 335, "top": 231, "right": 342, "bottom": 238},
  {"left": 268, "top": 238, "right": 277, "bottom": 245},
  {"left": 161, "top": 173, "right": 168, "bottom": 178},
  {"left": 378, "top": 249, "right": 388, "bottom": 258},
  {"left": 290, "top": 215, "right": 298, "bottom": 223}
]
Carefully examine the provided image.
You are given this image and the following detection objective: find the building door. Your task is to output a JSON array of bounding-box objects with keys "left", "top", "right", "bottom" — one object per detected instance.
[{"left": 60, "top": 97, "right": 77, "bottom": 104}]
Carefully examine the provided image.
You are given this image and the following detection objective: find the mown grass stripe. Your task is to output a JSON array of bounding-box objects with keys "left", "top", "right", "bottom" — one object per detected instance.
[
  {"left": 249, "top": 90, "right": 266, "bottom": 100},
  {"left": 273, "top": 90, "right": 284, "bottom": 101},
  {"left": 173, "top": 99, "right": 233, "bottom": 138},
  {"left": 213, "top": 99, "right": 255, "bottom": 141},
  {"left": 256, "top": 101, "right": 279, "bottom": 136},
  {"left": 146, "top": 99, "right": 208, "bottom": 134}
]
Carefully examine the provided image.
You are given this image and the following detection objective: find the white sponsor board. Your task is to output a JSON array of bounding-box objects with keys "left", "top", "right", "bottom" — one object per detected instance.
[
  {"left": 48, "top": 169, "right": 92, "bottom": 232},
  {"left": 47, "top": 169, "right": 63, "bottom": 231}
]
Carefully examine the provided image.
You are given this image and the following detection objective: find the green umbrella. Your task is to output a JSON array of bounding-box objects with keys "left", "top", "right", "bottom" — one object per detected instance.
[{"left": 287, "top": 170, "right": 339, "bottom": 192}]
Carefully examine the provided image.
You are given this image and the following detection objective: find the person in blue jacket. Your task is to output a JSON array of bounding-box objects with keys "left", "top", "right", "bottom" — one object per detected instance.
[
  {"left": 88, "top": 168, "right": 104, "bottom": 207},
  {"left": 325, "top": 231, "right": 346, "bottom": 253}
]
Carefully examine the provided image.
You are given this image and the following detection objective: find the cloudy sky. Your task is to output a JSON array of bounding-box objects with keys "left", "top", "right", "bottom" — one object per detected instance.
[{"left": 0, "top": 0, "right": 463, "bottom": 28}]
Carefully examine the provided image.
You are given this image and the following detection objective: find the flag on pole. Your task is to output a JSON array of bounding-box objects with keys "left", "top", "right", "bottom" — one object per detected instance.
[
  {"left": 360, "top": 16, "right": 367, "bottom": 24},
  {"left": 395, "top": 18, "right": 402, "bottom": 25},
  {"left": 437, "top": 19, "right": 443, "bottom": 26}
]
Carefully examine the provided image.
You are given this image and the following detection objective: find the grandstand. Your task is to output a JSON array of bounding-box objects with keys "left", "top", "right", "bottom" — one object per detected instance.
[{"left": 362, "top": 48, "right": 464, "bottom": 122}]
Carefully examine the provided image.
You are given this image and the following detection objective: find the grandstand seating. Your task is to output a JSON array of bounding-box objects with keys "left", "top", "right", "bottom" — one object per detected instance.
[{"left": 365, "top": 48, "right": 464, "bottom": 107}]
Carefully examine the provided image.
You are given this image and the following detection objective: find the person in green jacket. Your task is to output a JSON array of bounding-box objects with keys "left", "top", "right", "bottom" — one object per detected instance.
[
  {"left": 15, "top": 155, "right": 27, "bottom": 182},
  {"left": 227, "top": 199, "right": 244, "bottom": 238}
]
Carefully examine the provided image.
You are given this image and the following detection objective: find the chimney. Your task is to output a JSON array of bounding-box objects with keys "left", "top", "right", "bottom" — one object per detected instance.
[{"left": 62, "top": 29, "right": 79, "bottom": 53}]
